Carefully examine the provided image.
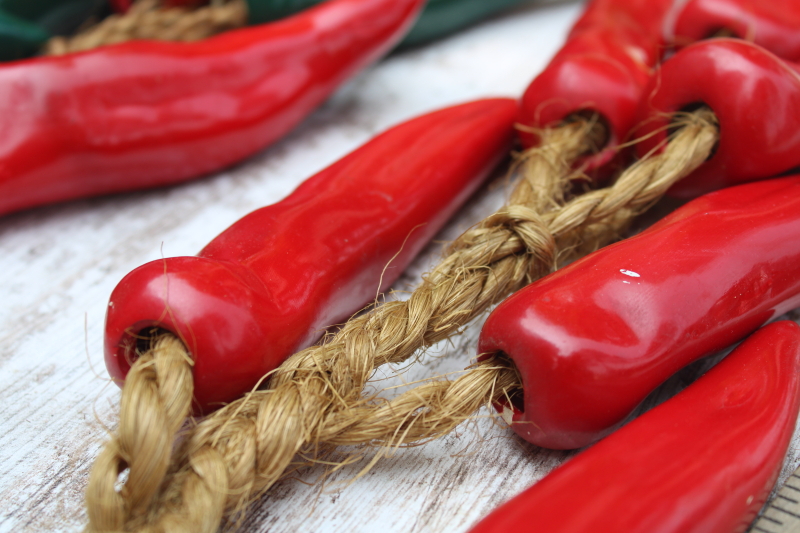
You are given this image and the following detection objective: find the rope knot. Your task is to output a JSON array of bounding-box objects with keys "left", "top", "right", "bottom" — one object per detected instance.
[{"left": 482, "top": 206, "right": 556, "bottom": 278}]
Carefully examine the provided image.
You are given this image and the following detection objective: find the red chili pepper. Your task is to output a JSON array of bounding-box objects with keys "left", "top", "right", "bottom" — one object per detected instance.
[
  {"left": 0, "top": 0, "right": 424, "bottom": 217},
  {"left": 635, "top": 39, "right": 800, "bottom": 199},
  {"left": 669, "top": 0, "right": 800, "bottom": 61},
  {"left": 478, "top": 175, "right": 800, "bottom": 450},
  {"left": 471, "top": 321, "right": 800, "bottom": 533},
  {"left": 104, "top": 98, "right": 518, "bottom": 413},
  {"left": 517, "top": 0, "right": 673, "bottom": 173}
]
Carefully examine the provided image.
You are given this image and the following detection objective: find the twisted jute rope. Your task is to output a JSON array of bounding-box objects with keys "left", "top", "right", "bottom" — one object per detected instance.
[
  {"left": 85, "top": 108, "right": 718, "bottom": 532},
  {"left": 45, "top": 0, "right": 247, "bottom": 56},
  {"left": 86, "top": 334, "right": 194, "bottom": 531}
]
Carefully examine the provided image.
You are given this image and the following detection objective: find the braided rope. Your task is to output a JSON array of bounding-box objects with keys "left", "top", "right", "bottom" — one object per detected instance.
[
  {"left": 85, "top": 334, "right": 194, "bottom": 531},
  {"left": 45, "top": 0, "right": 247, "bottom": 56},
  {"left": 86, "top": 109, "right": 717, "bottom": 532}
]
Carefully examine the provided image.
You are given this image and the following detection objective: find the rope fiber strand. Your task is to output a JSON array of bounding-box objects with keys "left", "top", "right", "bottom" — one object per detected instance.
[
  {"left": 85, "top": 108, "right": 718, "bottom": 532},
  {"left": 85, "top": 334, "right": 194, "bottom": 531}
]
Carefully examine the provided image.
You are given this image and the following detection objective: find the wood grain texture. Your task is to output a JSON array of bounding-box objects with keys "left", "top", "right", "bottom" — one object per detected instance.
[{"left": 1, "top": 1, "right": 799, "bottom": 532}]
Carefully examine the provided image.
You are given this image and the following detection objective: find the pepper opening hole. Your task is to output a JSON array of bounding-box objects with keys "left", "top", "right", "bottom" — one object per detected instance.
[
  {"left": 669, "top": 103, "right": 719, "bottom": 160},
  {"left": 127, "top": 326, "right": 173, "bottom": 365},
  {"left": 563, "top": 110, "right": 611, "bottom": 157},
  {"left": 493, "top": 351, "right": 525, "bottom": 415}
]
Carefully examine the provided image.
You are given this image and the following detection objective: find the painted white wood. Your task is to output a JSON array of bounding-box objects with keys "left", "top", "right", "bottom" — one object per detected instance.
[{"left": 1, "top": 1, "right": 799, "bottom": 531}]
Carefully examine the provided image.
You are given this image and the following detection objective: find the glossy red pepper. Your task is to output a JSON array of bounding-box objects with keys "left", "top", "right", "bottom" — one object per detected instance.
[
  {"left": 635, "top": 39, "right": 800, "bottom": 198},
  {"left": 471, "top": 321, "right": 800, "bottom": 533},
  {"left": 478, "top": 176, "right": 800, "bottom": 450},
  {"left": 669, "top": 0, "right": 800, "bottom": 62},
  {"left": 0, "top": 0, "right": 424, "bottom": 217},
  {"left": 105, "top": 98, "right": 518, "bottom": 413},
  {"left": 517, "top": 0, "right": 673, "bottom": 172}
]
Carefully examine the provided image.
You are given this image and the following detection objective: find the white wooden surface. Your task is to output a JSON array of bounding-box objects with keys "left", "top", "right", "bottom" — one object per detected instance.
[{"left": 2, "top": 1, "right": 800, "bottom": 531}]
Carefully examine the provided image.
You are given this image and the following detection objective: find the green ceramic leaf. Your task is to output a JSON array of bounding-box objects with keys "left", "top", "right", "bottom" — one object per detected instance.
[
  {"left": 401, "top": 0, "right": 530, "bottom": 47},
  {"left": 0, "top": 0, "right": 107, "bottom": 36},
  {"left": 0, "top": 10, "right": 49, "bottom": 61},
  {"left": 246, "top": 0, "right": 321, "bottom": 25},
  {"left": 245, "top": 0, "right": 532, "bottom": 46}
]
